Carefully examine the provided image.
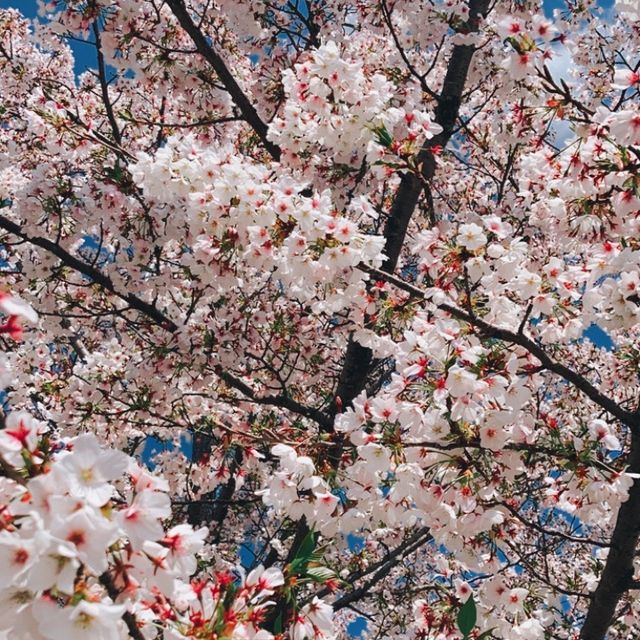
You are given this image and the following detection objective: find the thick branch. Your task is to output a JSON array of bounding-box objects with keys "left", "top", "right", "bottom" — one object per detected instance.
[
  {"left": 580, "top": 433, "right": 640, "bottom": 640},
  {"left": 500, "top": 501, "right": 611, "bottom": 549},
  {"left": 99, "top": 572, "right": 146, "bottom": 640},
  {"left": 0, "top": 217, "right": 334, "bottom": 432},
  {"left": 331, "top": 0, "right": 490, "bottom": 419},
  {"left": 164, "top": 0, "right": 281, "bottom": 160},
  {"left": 0, "top": 215, "right": 178, "bottom": 332},
  {"left": 438, "top": 302, "right": 639, "bottom": 430},
  {"left": 381, "top": 0, "right": 490, "bottom": 272}
]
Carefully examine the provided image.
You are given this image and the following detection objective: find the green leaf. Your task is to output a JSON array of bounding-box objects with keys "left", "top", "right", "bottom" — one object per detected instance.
[
  {"left": 289, "top": 530, "right": 319, "bottom": 576},
  {"left": 308, "top": 550, "right": 325, "bottom": 565},
  {"left": 289, "top": 558, "right": 305, "bottom": 574},
  {"left": 457, "top": 595, "right": 477, "bottom": 638},
  {"left": 273, "top": 611, "right": 283, "bottom": 635},
  {"left": 306, "top": 566, "right": 336, "bottom": 582},
  {"left": 476, "top": 629, "right": 497, "bottom": 640},
  {"left": 295, "top": 530, "right": 318, "bottom": 564},
  {"left": 372, "top": 124, "right": 393, "bottom": 148}
]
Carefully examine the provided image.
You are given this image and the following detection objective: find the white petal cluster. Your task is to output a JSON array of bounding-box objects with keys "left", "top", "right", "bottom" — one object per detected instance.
[
  {"left": 131, "top": 135, "right": 385, "bottom": 311},
  {"left": 258, "top": 444, "right": 340, "bottom": 534},
  {"left": 0, "top": 416, "right": 289, "bottom": 640}
]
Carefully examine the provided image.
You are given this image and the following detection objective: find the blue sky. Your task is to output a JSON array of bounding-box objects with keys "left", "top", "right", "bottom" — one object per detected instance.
[
  {"left": 0, "top": 0, "right": 96, "bottom": 74},
  {"left": 0, "top": 0, "right": 37, "bottom": 16},
  {"left": 1, "top": 0, "right": 616, "bottom": 69}
]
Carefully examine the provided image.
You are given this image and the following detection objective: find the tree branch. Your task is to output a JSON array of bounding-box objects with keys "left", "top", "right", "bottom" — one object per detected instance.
[
  {"left": 330, "top": 0, "right": 491, "bottom": 420},
  {"left": 99, "top": 572, "right": 146, "bottom": 640},
  {"left": 355, "top": 263, "right": 640, "bottom": 639},
  {"left": 331, "top": 527, "right": 432, "bottom": 610},
  {"left": 0, "top": 215, "right": 178, "bottom": 332},
  {"left": 214, "top": 366, "right": 332, "bottom": 430},
  {"left": 357, "top": 263, "right": 640, "bottom": 431},
  {"left": 92, "top": 21, "right": 122, "bottom": 146},
  {"left": 164, "top": 0, "right": 281, "bottom": 160},
  {"left": 580, "top": 433, "right": 640, "bottom": 640}
]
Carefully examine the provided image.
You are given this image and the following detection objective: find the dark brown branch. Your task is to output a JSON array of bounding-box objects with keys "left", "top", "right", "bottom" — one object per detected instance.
[
  {"left": 404, "top": 438, "right": 616, "bottom": 475},
  {"left": 214, "top": 366, "right": 332, "bottom": 430},
  {"left": 501, "top": 538, "right": 593, "bottom": 601},
  {"left": 0, "top": 215, "right": 178, "bottom": 332},
  {"left": 439, "top": 301, "right": 639, "bottom": 430},
  {"left": 380, "top": 0, "right": 438, "bottom": 99},
  {"left": 580, "top": 433, "right": 640, "bottom": 640},
  {"left": 92, "top": 22, "right": 122, "bottom": 146},
  {"left": 0, "top": 219, "right": 335, "bottom": 434},
  {"left": 500, "top": 501, "right": 610, "bottom": 549},
  {"left": 99, "top": 572, "right": 146, "bottom": 640},
  {"left": 357, "top": 263, "right": 640, "bottom": 432},
  {"left": 440, "top": 303, "right": 638, "bottom": 429},
  {"left": 331, "top": 527, "right": 432, "bottom": 610},
  {"left": 355, "top": 263, "right": 640, "bottom": 639},
  {"left": 382, "top": 0, "right": 490, "bottom": 272},
  {"left": 330, "top": 0, "right": 491, "bottom": 421},
  {"left": 164, "top": 0, "right": 281, "bottom": 160},
  {"left": 121, "top": 114, "right": 243, "bottom": 128},
  {"left": 538, "top": 64, "right": 595, "bottom": 119}
]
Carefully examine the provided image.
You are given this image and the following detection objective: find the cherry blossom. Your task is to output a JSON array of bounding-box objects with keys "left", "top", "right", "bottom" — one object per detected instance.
[{"left": 0, "top": 1, "right": 639, "bottom": 639}]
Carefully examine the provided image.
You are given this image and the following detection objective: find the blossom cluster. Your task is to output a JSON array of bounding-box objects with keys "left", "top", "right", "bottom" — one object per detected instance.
[
  {"left": 258, "top": 444, "right": 341, "bottom": 535},
  {"left": 0, "top": 411, "right": 288, "bottom": 640},
  {"left": 131, "top": 135, "right": 385, "bottom": 311},
  {"left": 268, "top": 40, "right": 443, "bottom": 180}
]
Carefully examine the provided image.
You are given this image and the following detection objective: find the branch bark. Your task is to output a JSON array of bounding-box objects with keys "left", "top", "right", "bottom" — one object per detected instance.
[
  {"left": 331, "top": 527, "right": 432, "bottom": 610},
  {"left": 579, "top": 433, "right": 640, "bottom": 640},
  {"left": 280, "top": 4, "right": 491, "bottom": 626},
  {"left": 330, "top": 0, "right": 491, "bottom": 420},
  {"left": 99, "top": 572, "right": 147, "bottom": 640},
  {"left": 92, "top": 21, "right": 122, "bottom": 146},
  {"left": 0, "top": 214, "right": 178, "bottom": 332},
  {"left": 164, "top": 0, "right": 281, "bottom": 160},
  {"left": 214, "top": 366, "right": 333, "bottom": 430},
  {"left": 0, "top": 215, "right": 335, "bottom": 431}
]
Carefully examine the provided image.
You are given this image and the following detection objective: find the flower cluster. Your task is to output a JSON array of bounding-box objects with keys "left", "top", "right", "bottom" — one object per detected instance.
[
  {"left": 268, "top": 40, "right": 443, "bottom": 183},
  {"left": 131, "top": 135, "right": 385, "bottom": 311},
  {"left": 258, "top": 444, "right": 340, "bottom": 535},
  {"left": 0, "top": 412, "right": 287, "bottom": 640}
]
